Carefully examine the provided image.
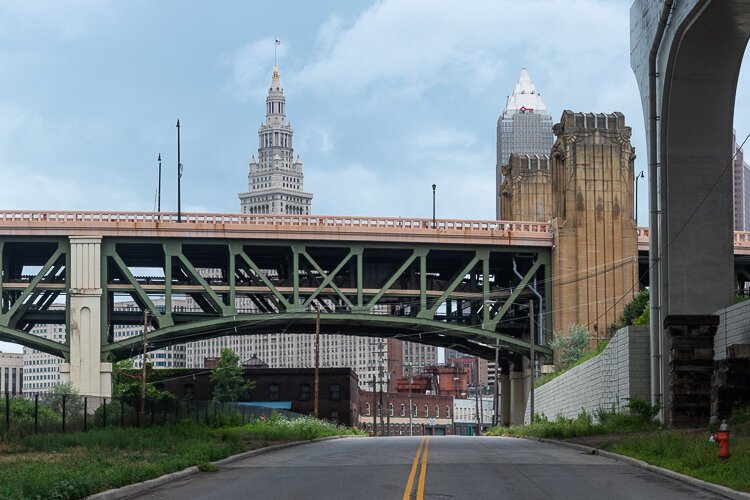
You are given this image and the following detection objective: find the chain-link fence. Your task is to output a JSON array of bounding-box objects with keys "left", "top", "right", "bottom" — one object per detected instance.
[{"left": 0, "top": 392, "right": 302, "bottom": 438}]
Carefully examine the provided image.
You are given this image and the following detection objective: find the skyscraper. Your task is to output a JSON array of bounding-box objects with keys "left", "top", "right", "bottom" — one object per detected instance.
[
  {"left": 239, "top": 65, "right": 313, "bottom": 215},
  {"left": 732, "top": 131, "right": 750, "bottom": 231},
  {"left": 495, "top": 68, "right": 554, "bottom": 220}
]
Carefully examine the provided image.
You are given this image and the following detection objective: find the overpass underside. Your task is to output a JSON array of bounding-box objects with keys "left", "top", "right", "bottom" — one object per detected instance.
[{"left": 0, "top": 235, "right": 551, "bottom": 396}]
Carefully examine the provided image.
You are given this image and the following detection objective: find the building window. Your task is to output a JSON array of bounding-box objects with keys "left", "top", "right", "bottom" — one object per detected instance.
[
  {"left": 268, "top": 383, "right": 280, "bottom": 401},
  {"left": 329, "top": 383, "right": 340, "bottom": 401},
  {"left": 435, "top": 405, "right": 440, "bottom": 418},
  {"left": 299, "top": 383, "right": 311, "bottom": 401},
  {"left": 365, "top": 402, "right": 371, "bottom": 416},
  {"left": 424, "top": 405, "right": 429, "bottom": 417},
  {"left": 400, "top": 404, "right": 405, "bottom": 417},
  {"left": 388, "top": 403, "right": 394, "bottom": 417},
  {"left": 446, "top": 406, "right": 451, "bottom": 418}
]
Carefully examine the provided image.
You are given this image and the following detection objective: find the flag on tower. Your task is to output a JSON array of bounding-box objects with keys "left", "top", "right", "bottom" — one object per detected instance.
[{"left": 275, "top": 38, "right": 281, "bottom": 45}]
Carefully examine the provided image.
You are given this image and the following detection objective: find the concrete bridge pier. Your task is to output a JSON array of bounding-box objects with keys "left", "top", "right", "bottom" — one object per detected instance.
[
  {"left": 499, "top": 372, "right": 511, "bottom": 426},
  {"left": 59, "top": 236, "right": 112, "bottom": 398},
  {"left": 509, "top": 363, "right": 528, "bottom": 425}
]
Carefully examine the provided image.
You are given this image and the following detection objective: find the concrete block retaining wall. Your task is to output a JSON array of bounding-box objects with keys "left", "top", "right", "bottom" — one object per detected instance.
[
  {"left": 713, "top": 300, "right": 750, "bottom": 361},
  {"left": 524, "top": 326, "right": 650, "bottom": 423}
]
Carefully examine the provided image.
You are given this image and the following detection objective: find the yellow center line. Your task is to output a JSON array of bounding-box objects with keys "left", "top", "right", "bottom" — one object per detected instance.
[
  {"left": 402, "top": 437, "right": 425, "bottom": 500},
  {"left": 416, "top": 438, "right": 430, "bottom": 500}
]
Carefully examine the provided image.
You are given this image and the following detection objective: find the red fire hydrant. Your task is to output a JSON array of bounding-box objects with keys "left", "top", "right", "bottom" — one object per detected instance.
[{"left": 715, "top": 420, "right": 731, "bottom": 461}]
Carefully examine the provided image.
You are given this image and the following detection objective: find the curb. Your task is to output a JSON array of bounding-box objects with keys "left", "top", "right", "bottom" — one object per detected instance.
[
  {"left": 526, "top": 437, "right": 750, "bottom": 500},
  {"left": 88, "top": 435, "right": 350, "bottom": 500}
]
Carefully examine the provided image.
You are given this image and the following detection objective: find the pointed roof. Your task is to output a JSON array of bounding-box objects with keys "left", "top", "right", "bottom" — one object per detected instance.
[
  {"left": 504, "top": 68, "right": 548, "bottom": 113},
  {"left": 271, "top": 65, "right": 281, "bottom": 90}
]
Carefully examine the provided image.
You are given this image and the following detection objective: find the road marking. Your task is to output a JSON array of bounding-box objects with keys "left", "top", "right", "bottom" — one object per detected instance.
[
  {"left": 402, "top": 437, "right": 425, "bottom": 500},
  {"left": 416, "top": 438, "right": 429, "bottom": 500}
]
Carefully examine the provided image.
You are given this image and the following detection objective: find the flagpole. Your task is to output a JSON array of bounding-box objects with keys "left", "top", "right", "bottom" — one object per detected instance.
[
  {"left": 176, "top": 119, "right": 182, "bottom": 223},
  {"left": 274, "top": 36, "right": 277, "bottom": 66}
]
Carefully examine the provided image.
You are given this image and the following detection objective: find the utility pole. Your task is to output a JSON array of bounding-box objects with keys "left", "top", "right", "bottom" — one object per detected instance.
[
  {"left": 408, "top": 364, "right": 413, "bottom": 436},
  {"left": 529, "top": 300, "right": 535, "bottom": 423},
  {"left": 372, "top": 374, "right": 377, "bottom": 435},
  {"left": 377, "top": 339, "right": 385, "bottom": 436},
  {"left": 140, "top": 309, "right": 149, "bottom": 427},
  {"left": 493, "top": 337, "right": 499, "bottom": 426},
  {"left": 474, "top": 357, "right": 481, "bottom": 435},
  {"left": 176, "top": 119, "right": 182, "bottom": 223},
  {"left": 314, "top": 308, "right": 320, "bottom": 418},
  {"left": 157, "top": 153, "right": 162, "bottom": 213}
]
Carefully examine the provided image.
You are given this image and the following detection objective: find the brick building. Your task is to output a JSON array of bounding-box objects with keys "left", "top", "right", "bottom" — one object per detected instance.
[{"left": 358, "top": 390, "right": 454, "bottom": 436}]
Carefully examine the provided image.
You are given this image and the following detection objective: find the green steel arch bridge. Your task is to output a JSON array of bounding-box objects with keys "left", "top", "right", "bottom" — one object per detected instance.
[{"left": 0, "top": 210, "right": 556, "bottom": 396}]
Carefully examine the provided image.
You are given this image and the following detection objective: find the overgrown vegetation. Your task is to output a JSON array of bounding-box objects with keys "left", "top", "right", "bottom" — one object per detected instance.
[
  {"left": 617, "top": 289, "right": 649, "bottom": 328},
  {"left": 487, "top": 398, "right": 662, "bottom": 439},
  {"left": 548, "top": 324, "right": 591, "bottom": 370},
  {"left": 534, "top": 339, "right": 609, "bottom": 387},
  {"left": 0, "top": 413, "right": 363, "bottom": 499}
]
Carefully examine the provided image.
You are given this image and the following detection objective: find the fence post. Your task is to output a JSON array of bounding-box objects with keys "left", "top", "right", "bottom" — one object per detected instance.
[
  {"left": 83, "top": 397, "right": 88, "bottom": 432},
  {"left": 102, "top": 398, "right": 107, "bottom": 428},
  {"left": 149, "top": 400, "right": 154, "bottom": 427},
  {"left": 162, "top": 400, "right": 167, "bottom": 425},
  {"left": 34, "top": 393, "right": 39, "bottom": 435},
  {"left": 204, "top": 401, "right": 209, "bottom": 424},
  {"left": 62, "top": 394, "right": 66, "bottom": 434},
  {"left": 194, "top": 401, "right": 199, "bottom": 423},
  {"left": 4, "top": 391, "right": 9, "bottom": 435},
  {"left": 120, "top": 398, "right": 125, "bottom": 427}
]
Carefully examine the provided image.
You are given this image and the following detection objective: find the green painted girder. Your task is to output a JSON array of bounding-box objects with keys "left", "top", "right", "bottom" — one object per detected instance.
[
  {"left": 101, "top": 312, "right": 551, "bottom": 361},
  {"left": 0, "top": 324, "right": 68, "bottom": 358}
]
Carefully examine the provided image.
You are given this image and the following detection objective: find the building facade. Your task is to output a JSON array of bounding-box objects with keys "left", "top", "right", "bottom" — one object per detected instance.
[
  {"left": 358, "top": 390, "right": 454, "bottom": 436},
  {"left": 496, "top": 68, "right": 554, "bottom": 220},
  {"left": 239, "top": 65, "right": 313, "bottom": 215},
  {"left": 0, "top": 352, "right": 23, "bottom": 395},
  {"left": 733, "top": 131, "right": 750, "bottom": 231}
]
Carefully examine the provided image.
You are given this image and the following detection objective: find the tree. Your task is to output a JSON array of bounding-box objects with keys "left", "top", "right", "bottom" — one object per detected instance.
[
  {"left": 42, "top": 382, "right": 83, "bottom": 417},
  {"left": 617, "top": 289, "right": 649, "bottom": 328},
  {"left": 548, "top": 324, "right": 590, "bottom": 370},
  {"left": 210, "top": 348, "right": 254, "bottom": 402}
]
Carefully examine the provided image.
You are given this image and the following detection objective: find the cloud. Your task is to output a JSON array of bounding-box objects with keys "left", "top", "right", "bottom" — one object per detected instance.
[
  {"left": 293, "top": 0, "right": 627, "bottom": 104},
  {"left": 223, "top": 37, "right": 288, "bottom": 102}
]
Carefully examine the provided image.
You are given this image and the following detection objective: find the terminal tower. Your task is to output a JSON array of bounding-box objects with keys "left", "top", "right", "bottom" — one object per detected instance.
[{"left": 239, "top": 66, "right": 313, "bottom": 215}]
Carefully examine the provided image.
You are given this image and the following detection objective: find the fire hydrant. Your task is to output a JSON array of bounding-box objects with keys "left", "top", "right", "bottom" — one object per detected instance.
[{"left": 714, "top": 420, "right": 731, "bottom": 461}]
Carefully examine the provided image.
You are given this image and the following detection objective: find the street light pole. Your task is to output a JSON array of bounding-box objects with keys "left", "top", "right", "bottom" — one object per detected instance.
[
  {"left": 635, "top": 170, "right": 644, "bottom": 222},
  {"left": 408, "top": 365, "right": 413, "bottom": 436},
  {"left": 432, "top": 183, "right": 436, "bottom": 229},
  {"left": 176, "top": 119, "right": 182, "bottom": 223},
  {"left": 157, "top": 153, "right": 162, "bottom": 213}
]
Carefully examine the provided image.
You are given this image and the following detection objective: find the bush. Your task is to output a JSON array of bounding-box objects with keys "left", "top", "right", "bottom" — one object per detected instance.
[
  {"left": 548, "top": 324, "right": 590, "bottom": 369},
  {"left": 624, "top": 397, "right": 661, "bottom": 421},
  {"left": 618, "top": 290, "right": 649, "bottom": 328}
]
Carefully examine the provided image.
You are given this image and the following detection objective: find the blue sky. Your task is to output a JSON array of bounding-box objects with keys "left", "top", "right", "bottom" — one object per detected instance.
[{"left": 1, "top": 1, "right": 749, "bottom": 353}]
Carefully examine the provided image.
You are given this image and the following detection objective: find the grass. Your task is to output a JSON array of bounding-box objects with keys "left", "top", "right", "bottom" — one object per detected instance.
[
  {"left": 0, "top": 414, "right": 363, "bottom": 499},
  {"left": 535, "top": 340, "right": 609, "bottom": 388},
  {"left": 606, "top": 431, "right": 750, "bottom": 492},
  {"left": 486, "top": 407, "right": 661, "bottom": 439},
  {"left": 488, "top": 404, "right": 750, "bottom": 493}
]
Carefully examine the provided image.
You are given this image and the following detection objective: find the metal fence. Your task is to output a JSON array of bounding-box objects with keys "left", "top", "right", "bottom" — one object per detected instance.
[{"left": 0, "top": 392, "right": 302, "bottom": 438}]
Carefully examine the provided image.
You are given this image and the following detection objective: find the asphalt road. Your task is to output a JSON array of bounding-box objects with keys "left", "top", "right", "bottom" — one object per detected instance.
[{"left": 138, "top": 436, "right": 724, "bottom": 500}]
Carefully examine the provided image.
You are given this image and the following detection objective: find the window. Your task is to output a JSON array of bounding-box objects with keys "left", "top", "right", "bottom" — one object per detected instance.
[
  {"left": 400, "top": 404, "right": 405, "bottom": 417},
  {"left": 424, "top": 405, "right": 429, "bottom": 417},
  {"left": 299, "top": 383, "right": 311, "bottom": 401},
  {"left": 388, "top": 403, "right": 394, "bottom": 417},
  {"left": 329, "top": 383, "right": 340, "bottom": 401},
  {"left": 446, "top": 406, "right": 451, "bottom": 418},
  {"left": 435, "top": 405, "right": 440, "bottom": 418},
  {"left": 268, "top": 383, "right": 280, "bottom": 401},
  {"left": 365, "top": 402, "right": 370, "bottom": 416}
]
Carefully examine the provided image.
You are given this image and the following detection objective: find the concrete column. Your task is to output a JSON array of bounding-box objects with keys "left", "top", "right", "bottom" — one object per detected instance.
[
  {"left": 509, "top": 369, "right": 526, "bottom": 425},
  {"left": 499, "top": 372, "right": 511, "bottom": 426},
  {"left": 59, "top": 236, "right": 112, "bottom": 398}
]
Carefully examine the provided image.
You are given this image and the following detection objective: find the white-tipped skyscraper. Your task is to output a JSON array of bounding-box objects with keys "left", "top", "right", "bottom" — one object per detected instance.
[{"left": 495, "top": 68, "right": 554, "bottom": 220}]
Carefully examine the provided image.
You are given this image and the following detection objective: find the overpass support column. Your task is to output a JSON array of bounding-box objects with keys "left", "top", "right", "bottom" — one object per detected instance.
[
  {"left": 509, "top": 368, "right": 526, "bottom": 425},
  {"left": 59, "top": 236, "right": 112, "bottom": 398},
  {"left": 499, "top": 372, "right": 511, "bottom": 426}
]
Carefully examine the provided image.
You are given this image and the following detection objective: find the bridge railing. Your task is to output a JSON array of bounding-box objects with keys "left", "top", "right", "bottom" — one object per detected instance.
[{"left": 0, "top": 210, "right": 552, "bottom": 234}]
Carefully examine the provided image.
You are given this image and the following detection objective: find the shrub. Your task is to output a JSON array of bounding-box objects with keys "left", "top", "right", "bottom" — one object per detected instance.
[
  {"left": 624, "top": 397, "right": 661, "bottom": 421},
  {"left": 548, "top": 324, "right": 590, "bottom": 369}
]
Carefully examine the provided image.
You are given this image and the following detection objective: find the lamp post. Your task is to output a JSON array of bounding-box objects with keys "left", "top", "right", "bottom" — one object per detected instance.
[
  {"left": 635, "top": 171, "right": 645, "bottom": 222},
  {"left": 157, "top": 153, "right": 162, "bottom": 213},
  {"left": 176, "top": 119, "right": 182, "bottom": 223},
  {"left": 432, "top": 183, "right": 436, "bottom": 229}
]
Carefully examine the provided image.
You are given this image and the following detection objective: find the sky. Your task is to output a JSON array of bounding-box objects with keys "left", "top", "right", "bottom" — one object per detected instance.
[{"left": 1, "top": 0, "right": 749, "bottom": 353}]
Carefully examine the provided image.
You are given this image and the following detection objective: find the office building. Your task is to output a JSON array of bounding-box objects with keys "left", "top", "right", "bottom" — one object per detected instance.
[{"left": 496, "top": 68, "right": 554, "bottom": 219}]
